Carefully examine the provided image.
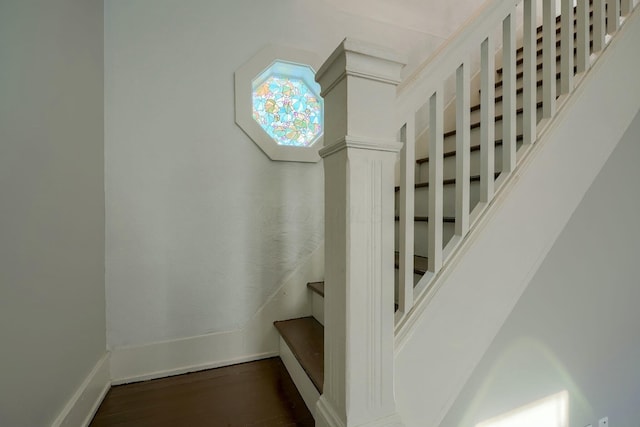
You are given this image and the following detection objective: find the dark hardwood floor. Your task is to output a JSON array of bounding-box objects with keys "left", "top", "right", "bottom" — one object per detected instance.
[{"left": 90, "top": 357, "right": 314, "bottom": 427}]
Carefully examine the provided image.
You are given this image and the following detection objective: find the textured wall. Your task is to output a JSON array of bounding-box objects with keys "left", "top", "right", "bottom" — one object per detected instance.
[{"left": 104, "top": 0, "right": 488, "bottom": 349}]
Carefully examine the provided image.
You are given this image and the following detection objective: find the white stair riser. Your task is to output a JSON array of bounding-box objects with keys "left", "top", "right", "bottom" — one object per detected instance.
[
  {"left": 469, "top": 88, "right": 545, "bottom": 125},
  {"left": 421, "top": 105, "right": 543, "bottom": 160},
  {"left": 395, "top": 180, "right": 482, "bottom": 219},
  {"left": 418, "top": 144, "right": 501, "bottom": 182},
  {"left": 417, "top": 137, "right": 528, "bottom": 183},
  {"left": 442, "top": 86, "right": 545, "bottom": 136},
  {"left": 493, "top": 74, "right": 561, "bottom": 100},
  {"left": 310, "top": 275, "right": 423, "bottom": 327},
  {"left": 394, "top": 270, "right": 425, "bottom": 303},
  {"left": 279, "top": 338, "right": 320, "bottom": 418},
  {"left": 394, "top": 221, "right": 456, "bottom": 258},
  {"left": 515, "top": 28, "right": 595, "bottom": 62},
  {"left": 311, "top": 291, "right": 324, "bottom": 326},
  {"left": 496, "top": 63, "right": 587, "bottom": 92},
  {"left": 501, "top": 45, "right": 594, "bottom": 83}
]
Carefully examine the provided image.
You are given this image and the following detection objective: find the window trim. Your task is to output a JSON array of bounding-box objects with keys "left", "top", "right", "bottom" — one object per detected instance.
[{"left": 235, "top": 45, "right": 324, "bottom": 162}]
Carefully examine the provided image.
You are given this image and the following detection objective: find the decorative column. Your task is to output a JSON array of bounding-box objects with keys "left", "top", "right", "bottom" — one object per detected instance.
[{"left": 315, "top": 38, "right": 406, "bottom": 427}]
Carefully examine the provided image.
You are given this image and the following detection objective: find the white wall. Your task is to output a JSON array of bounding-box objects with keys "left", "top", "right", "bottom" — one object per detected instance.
[
  {"left": 104, "top": 0, "right": 489, "bottom": 350},
  {"left": 440, "top": 109, "right": 640, "bottom": 427},
  {"left": 0, "top": 1, "right": 106, "bottom": 426}
]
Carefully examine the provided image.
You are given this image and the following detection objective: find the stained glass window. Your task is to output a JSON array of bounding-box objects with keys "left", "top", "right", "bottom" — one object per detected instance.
[{"left": 252, "top": 61, "right": 323, "bottom": 147}]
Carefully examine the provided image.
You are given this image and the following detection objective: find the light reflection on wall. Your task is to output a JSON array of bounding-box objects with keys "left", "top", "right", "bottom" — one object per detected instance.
[{"left": 476, "top": 390, "right": 568, "bottom": 427}]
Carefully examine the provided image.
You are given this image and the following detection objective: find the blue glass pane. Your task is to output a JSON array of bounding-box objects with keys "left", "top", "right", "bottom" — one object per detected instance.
[{"left": 252, "top": 71, "right": 323, "bottom": 147}]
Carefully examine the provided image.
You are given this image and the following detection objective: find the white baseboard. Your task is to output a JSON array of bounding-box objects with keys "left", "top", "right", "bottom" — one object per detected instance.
[
  {"left": 111, "top": 343, "right": 278, "bottom": 385},
  {"left": 51, "top": 352, "right": 111, "bottom": 427},
  {"left": 110, "top": 243, "right": 325, "bottom": 384}
]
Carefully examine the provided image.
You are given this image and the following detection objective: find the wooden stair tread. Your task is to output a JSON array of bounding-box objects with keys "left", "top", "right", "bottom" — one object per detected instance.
[
  {"left": 307, "top": 281, "right": 324, "bottom": 297},
  {"left": 498, "top": 52, "right": 561, "bottom": 77},
  {"left": 395, "top": 215, "right": 456, "bottom": 223},
  {"left": 536, "top": 13, "right": 594, "bottom": 35},
  {"left": 517, "top": 27, "right": 595, "bottom": 55},
  {"left": 530, "top": 19, "right": 594, "bottom": 49},
  {"left": 273, "top": 1, "right": 610, "bottom": 411},
  {"left": 473, "top": 76, "right": 563, "bottom": 110},
  {"left": 274, "top": 317, "right": 324, "bottom": 393},
  {"left": 498, "top": 26, "right": 593, "bottom": 76},
  {"left": 508, "top": 33, "right": 597, "bottom": 72},
  {"left": 307, "top": 252, "right": 430, "bottom": 285},
  {"left": 395, "top": 172, "right": 502, "bottom": 192},
  {"left": 442, "top": 102, "right": 542, "bottom": 139},
  {"left": 495, "top": 71, "right": 561, "bottom": 90},
  {"left": 537, "top": 4, "right": 594, "bottom": 35}
]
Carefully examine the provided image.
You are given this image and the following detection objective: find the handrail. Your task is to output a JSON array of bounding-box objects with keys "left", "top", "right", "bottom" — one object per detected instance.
[
  {"left": 395, "top": 0, "right": 522, "bottom": 128},
  {"left": 392, "top": 0, "right": 633, "bottom": 322}
]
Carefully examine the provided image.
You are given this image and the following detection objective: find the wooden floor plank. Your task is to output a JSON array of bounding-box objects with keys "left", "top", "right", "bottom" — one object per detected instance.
[{"left": 90, "top": 358, "right": 314, "bottom": 427}]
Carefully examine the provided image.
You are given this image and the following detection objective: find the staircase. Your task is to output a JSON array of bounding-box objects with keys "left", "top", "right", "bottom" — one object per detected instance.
[{"left": 273, "top": 0, "right": 639, "bottom": 425}]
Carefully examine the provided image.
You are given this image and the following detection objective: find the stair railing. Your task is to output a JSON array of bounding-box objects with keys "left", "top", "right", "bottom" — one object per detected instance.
[
  {"left": 314, "top": 0, "right": 634, "bottom": 425},
  {"left": 394, "top": 0, "right": 633, "bottom": 324}
]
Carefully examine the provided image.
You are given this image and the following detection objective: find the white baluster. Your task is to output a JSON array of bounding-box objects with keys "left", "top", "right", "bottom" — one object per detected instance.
[
  {"left": 398, "top": 118, "right": 415, "bottom": 315},
  {"left": 608, "top": 0, "right": 621, "bottom": 33},
  {"left": 502, "top": 12, "right": 517, "bottom": 175},
  {"left": 455, "top": 62, "right": 470, "bottom": 237},
  {"left": 594, "top": 0, "right": 607, "bottom": 52},
  {"left": 428, "top": 89, "right": 443, "bottom": 273},
  {"left": 480, "top": 36, "right": 495, "bottom": 202},
  {"left": 543, "top": 0, "right": 557, "bottom": 118},
  {"left": 576, "top": 0, "right": 590, "bottom": 73},
  {"left": 523, "top": 0, "right": 537, "bottom": 145},
  {"left": 560, "top": 0, "right": 575, "bottom": 94},
  {"left": 622, "top": 0, "right": 633, "bottom": 15}
]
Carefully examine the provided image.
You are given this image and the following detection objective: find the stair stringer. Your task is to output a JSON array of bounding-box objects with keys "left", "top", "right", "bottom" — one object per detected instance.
[{"left": 393, "top": 8, "right": 640, "bottom": 427}]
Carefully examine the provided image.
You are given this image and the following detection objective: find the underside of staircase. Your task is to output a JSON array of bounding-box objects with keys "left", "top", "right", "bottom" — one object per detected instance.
[{"left": 273, "top": 1, "right": 640, "bottom": 425}]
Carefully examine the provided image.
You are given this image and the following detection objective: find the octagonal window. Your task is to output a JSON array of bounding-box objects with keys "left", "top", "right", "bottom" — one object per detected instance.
[
  {"left": 235, "top": 45, "right": 323, "bottom": 162},
  {"left": 251, "top": 61, "right": 323, "bottom": 147}
]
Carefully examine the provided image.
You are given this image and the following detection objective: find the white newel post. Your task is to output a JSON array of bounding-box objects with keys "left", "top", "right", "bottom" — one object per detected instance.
[{"left": 314, "top": 39, "right": 406, "bottom": 427}]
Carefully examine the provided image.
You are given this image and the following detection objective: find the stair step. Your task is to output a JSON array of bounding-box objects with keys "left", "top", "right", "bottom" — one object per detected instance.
[
  {"left": 395, "top": 252, "right": 429, "bottom": 275},
  {"left": 498, "top": 43, "right": 588, "bottom": 77},
  {"left": 274, "top": 317, "right": 324, "bottom": 393},
  {"left": 515, "top": 41, "right": 596, "bottom": 73},
  {"left": 474, "top": 77, "right": 562, "bottom": 111},
  {"left": 442, "top": 102, "right": 542, "bottom": 139},
  {"left": 307, "top": 281, "right": 324, "bottom": 297},
  {"left": 531, "top": 21, "right": 594, "bottom": 51},
  {"left": 415, "top": 136, "right": 523, "bottom": 165},
  {"left": 537, "top": 4, "right": 594, "bottom": 35},
  {"left": 495, "top": 70, "right": 562, "bottom": 90},
  {"left": 395, "top": 173, "right": 500, "bottom": 197},
  {"left": 499, "top": 21, "right": 594, "bottom": 76},
  {"left": 395, "top": 215, "right": 456, "bottom": 223},
  {"left": 508, "top": 49, "right": 558, "bottom": 76},
  {"left": 536, "top": 12, "right": 595, "bottom": 35},
  {"left": 496, "top": 67, "right": 577, "bottom": 89},
  {"left": 490, "top": 71, "right": 578, "bottom": 98},
  {"left": 307, "top": 252, "right": 430, "bottom": 289},
  {"left": 517, "top": 27, "right": 595, "bottom": 56},
  {"left": 308, "top": 281, "right": 325, "bottom": 325}
]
